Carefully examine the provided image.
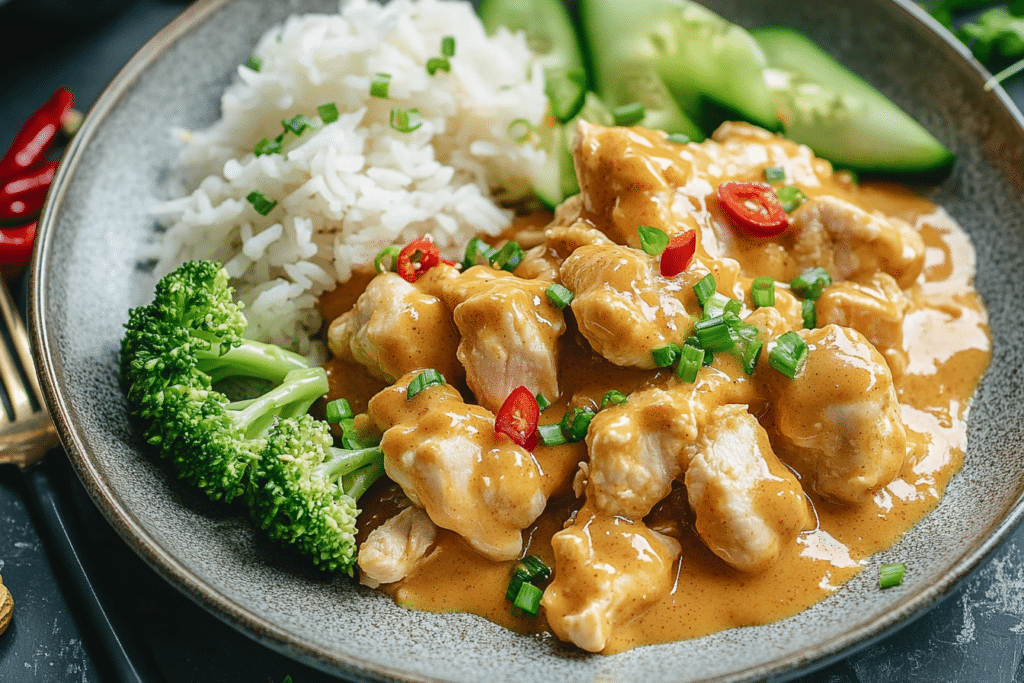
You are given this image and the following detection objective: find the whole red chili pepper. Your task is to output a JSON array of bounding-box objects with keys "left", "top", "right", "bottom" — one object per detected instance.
[
  {"left": 0, "top": 222, "right": 37, "bottom": 279},
  {"left": 0, "top": 160, "right": 57, "bottom": 223},
  {"left": 0, "top": 87, "right": 74, "bottom": 181}
]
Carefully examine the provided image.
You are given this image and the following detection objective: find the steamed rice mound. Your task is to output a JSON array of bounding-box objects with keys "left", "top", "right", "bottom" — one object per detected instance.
[{"left": 152, "top": 0, "right": 547, "bottom": 358}]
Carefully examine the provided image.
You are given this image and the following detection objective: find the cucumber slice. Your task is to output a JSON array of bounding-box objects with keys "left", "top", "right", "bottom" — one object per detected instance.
[
  {"left": 532, "top": 93, "right": 614, "bottom": 209},
  {"left": 753, "top": 26, "right": 954, "bottom": 173},
  {"left": 479, "top": 0, "right": 584, "bottom": 73}
]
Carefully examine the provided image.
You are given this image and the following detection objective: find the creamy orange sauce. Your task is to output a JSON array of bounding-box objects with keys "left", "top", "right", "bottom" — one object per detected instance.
[{"left": 325, "top": 123, "right": 990, "bottom": 654}]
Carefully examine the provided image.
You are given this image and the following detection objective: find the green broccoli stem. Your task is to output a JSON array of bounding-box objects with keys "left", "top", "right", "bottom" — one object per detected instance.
[
  {"left": 315, "top": 445, "right": 384, "bottom": 483},
  {"left": 197, "top": 338, "right": 311, "bottom": 383},
  {"left": 342, "top": 459, "right": 386, "bottom": 500},
  {"left": 229, "top": 366, "right": 329, "bottom": 439}
]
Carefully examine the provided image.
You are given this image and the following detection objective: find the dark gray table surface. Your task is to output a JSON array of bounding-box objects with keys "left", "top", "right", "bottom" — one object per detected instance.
[{"left": 1, "top": 1, "right": 1024, "bottom": 682}]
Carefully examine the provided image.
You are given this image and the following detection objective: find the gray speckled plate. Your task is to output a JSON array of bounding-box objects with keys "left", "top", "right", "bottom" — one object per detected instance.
[{"left": 28, "top": 0, "right": 1024, "bottom": 680}]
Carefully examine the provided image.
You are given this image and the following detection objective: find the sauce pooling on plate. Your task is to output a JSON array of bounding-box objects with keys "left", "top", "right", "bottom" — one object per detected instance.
[{"left": 319, "top": 121, "right": 990, "bottom": 654}]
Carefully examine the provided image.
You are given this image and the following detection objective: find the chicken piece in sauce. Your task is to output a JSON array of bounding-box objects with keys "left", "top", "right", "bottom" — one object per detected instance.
[
  {"left": 358, "top": 505, "right": 438, "bottom": 588},
  {"left": 367, "top": 372, "right": 546, "bottom": 561}
]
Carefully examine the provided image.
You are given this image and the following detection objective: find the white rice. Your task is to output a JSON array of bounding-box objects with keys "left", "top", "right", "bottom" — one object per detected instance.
[{"left": 151, "top": 0, "right": 547, "bottom": 359}]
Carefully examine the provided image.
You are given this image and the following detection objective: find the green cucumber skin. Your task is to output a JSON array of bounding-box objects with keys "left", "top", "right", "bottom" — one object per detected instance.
[
  {"left": 478, "top": 0, "right": 585, "bottom": 73},
  {"left": 753, "top": 26, "right": 954, "bottom": 173}
]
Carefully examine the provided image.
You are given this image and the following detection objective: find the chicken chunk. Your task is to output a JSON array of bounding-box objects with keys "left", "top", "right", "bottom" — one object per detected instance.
[
  {"left": 561, "top": 244, "right": 699, "bottom": 368},
  {"left": 358, "top": 505, "right": 438, "bottom": 588},
  {"left": 367, "top": 373, "right": 546, "bottom": 561},
  {"left": 541, "top": 507, "right": 681, "bottom": 653},
  {"left": 787, "top": 195, "right": 925, "bottom": 289},
  {"left": 516, "top": 223, "right": 613, "bottom": 281},
  {"left": 764, "top": 324, "right": 908, "bottom": 503},
  {"left": 684, "top": 405, "right": 812, "bottom": 572},
  {"left": 327, "top": 270, "right": 463, "bottom": 384}
]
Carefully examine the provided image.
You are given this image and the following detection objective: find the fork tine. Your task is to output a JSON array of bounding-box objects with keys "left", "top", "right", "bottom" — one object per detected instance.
[
  {"left": 0, "top": 279, "right": 36, "bottom": 421},
  {"left": 0, "top": 277, "right": 41, "bottom": 402}
]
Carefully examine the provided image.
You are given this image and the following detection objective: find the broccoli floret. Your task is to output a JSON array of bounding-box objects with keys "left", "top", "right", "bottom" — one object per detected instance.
[
  {"left": 120, "top": 260, "right": 326, "bottom": 502},
  {"left": 249, "top": 413, "right": 385, "bottom": 574}
]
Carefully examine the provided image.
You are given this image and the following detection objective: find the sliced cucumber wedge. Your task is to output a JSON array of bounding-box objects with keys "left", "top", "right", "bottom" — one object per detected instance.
[
  {"left": 532, "top": 93, "right": 614, "bottom": 209},
  {"left": 479, "top": 0, "right": 584, "bottom": 73},
  {"left": 753, "top": 26, "right": 954, "bottom": 173}
]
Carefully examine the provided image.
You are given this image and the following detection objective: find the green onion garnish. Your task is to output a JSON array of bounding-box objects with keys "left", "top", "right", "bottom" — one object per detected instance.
[
  {"left": 666, "top": 132, "right": 690, "bottom": 144},
  {"left": 325, "top": 398, "right": 354, "bottom": 423},
  {"left": 535, "top": 393, "right": 551, "bottom": 411},
  {"left": 245, "top": 55, "right": 262, "bottom": 72},
  {"left": 734, "top": 323, "right": 763, "bottom": 375},
  {"left": 693, "top": 273, "right": 717, "bottom": 306},
  {"left": 518, "top": 555, "right": 551, "bottom": 582},
  {"left": 545, "top": 283, "right": 574, "bottom": 309},
  {"left": 776, "top": 185, "right": 808, "bottom": 213},
  {"left": 652, "top": 342, "right": 682, "bottom": 367},
  {"left": 505, "top": 572, "right": 525, "bottom": 602},
  {"left": 685, "top": 336, "right": 714, "bottom": 365},
  {"left": 764, "top": 165, "right": 786, "bottom": 182},
  {"left": 507, "top": 118, "right": 532, "bottom": 143},
  {"left": 693, "top": 314, "right": 737, "bottom": 352},
  {"left": 254, "top": 135, "right": 284, "bottom": 157},
  {"left": 703, "top": 292, "right": 741, "bottom": 319},
  {"left": 560, "top": 407, "right": 595, "bottom": 442},
  {"left": 406, "top": 369, "right": 445, "bottom": 399},
  {"left": 246, "top": 191, "right": 278, "bottom": 216},
  {"left": 790, "top": 267, "right": 832, "bottom": 300},
  {"left": 538, "top": 423, "right": 567, "bottom": 446},
  {"left": 441, "top": 35, "right": 456, "bottom": 58},
  {"left": 426, "top": 57, "right": 451, "bottom": 75},
  {"left": 318, "top": 102, "right": 339, "bottom": 123},
  {"left": 370, "top": 72, "right": 392, "bottom": 98},
  {"left": 512, "top": 581, "right": 543, "bottom": 616},
  {"left": 490, "top": 241, "right": 524, "bottom": 272},
  {"left": 879, "top": 562, "right": 906, "bottom": 589},
  {"left": 374, "top": 245, "right": 400, "bottom": 273},
  {"left": 676, "top": 343, "right": 705, "bottom": 383},
  {"left": 389, "top": 107, "right": 423, "bottom": 133},
  {"left": 802, "top": 298, "right": 817, "bottom": 329},
  {"left": 752, "top": 276, "right": 775, "bottom": 308},
  {"left": 282, "top": 114, "right": 316, "bottom": 135},
  {"left": 769, "top": 331, "right": 808, "bottom": 379},
  {"left": 613, "top": 101, "right": 645, "bottom": 126},
  {"left": 637, "top": 225, "right": 669, "bottom": 255},
  {"left": 462, "top": 237, "right": 497, "bottom": 270},
  {"left": 600, "top": 390, "right": 628, "bottom": 409}
]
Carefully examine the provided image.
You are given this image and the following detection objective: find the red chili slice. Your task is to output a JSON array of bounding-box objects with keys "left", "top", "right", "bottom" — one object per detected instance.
[
  {"left": 716, "top": 182, "right": 789, "bottom": 237},
  {"left": 659, "top": 231, "right": 696, "bottom": 277},
  {"left": 0, "top": 88, "right": 74, "bottom": 181},
  {"left": 0, "top": 221, "right": 37, "bottom": 279},
  {"left": 494, "top": 385, "right": 540, "bottom": 451},
  {"left": 0, "top": 160, "right": 57, "bottom": 223},
  {"left": 396, "top": 237, "right": 441, "bottom": 283}
]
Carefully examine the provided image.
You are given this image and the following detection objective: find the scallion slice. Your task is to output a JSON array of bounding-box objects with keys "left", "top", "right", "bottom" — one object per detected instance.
[
  {"left": 693, "top": 314, "right": 736, "bottom": 352},
  {"left": 513, "top": 582, "right": 544, "bottom": 616},
  {"left": 389, "top": 107, "right": 423, "bottom": 133},
  {"left": 612, "top": 101, "right": 645, "bottom": 126},
  {"left": 490, "top": 241, "right": 524, "bottom": 272},
  {"left": 676, "top": 343, "right": 705, "bottom": 383},
  {"left": 374, "top": 245, "right": 400, "bottom": 273},
  {"left": 462, "top": 237, "right": 497, "bottom": 270},
  {"left": 246, "top": 191, "right": 278, "bottom": 216},
  {"left": 802, "top": 298, "right": 817, "bottom": 329},
  {"left": 879, "top": 562, "right": 906, "bottom": 589},
  {"left": 507, "top": 118, "right": 532, "bottom": 143},
  {"left": 245, "top": 55, "right": 262, "bottom": 72},
  {"left": 652, "top": 343, "right": 682, "bottom": 367},
  {"left": 693, "top": 273, "right": 717, "bottom": 306},
  {"left": 426, "top": 57, "right": 451, "bottom": 75},
  {"left": 282, "top": 114, "right": 316, "bottom": 135},
  {"left": 637, "top": 225, "right": 669, "bottom": 255},
  {"left": 254, "top": 135, "right": 283, "bottom": 157},
  {"left": 703, "top": 292, "right": 741, "bottom": 318},
  {"left": 535, "top": 393, "right": 551, "bottom": 411},
  {"left": 560, "top": 407, "right": 595, "bottom": 442},
  {"left": 441, "top": 35, "right": 456, "bottom": 58},
  {"left": 666, "top": 132, "right": 690, "bottom": 144},
  {"left": 505, "top": 572, "right": 525, "bottom": 602},
  {"left": 763, "top": 165, "right": 786, "bottom": 182},
  {"left": 600, "top": 390, "right": 628, "bottom": 409},
  {"left": 406, "top": 369, "right": 445, "bottom": 399},
  {"left": 769, "top": 331, "right": 808, "bottom": 379},
  {"left": 685, "top": 336, "right": 714, "bottom": 366},
  {"left": 790, "top": 267, "right": 832, "bottom": 300},
  {"left": 538, "top": 423, "right": 566, "bottom": 446},
  {"left": 776, "top": 185, "right": 808, "bottom": 213},
  {"left": 370, "top": 72, "right": 392, "bottom": 99},
  {"left": 545, "top": 283, "right": 574, "bottom": 309},
  {"left": 318, "top": 102, "right": 339, "bottom": 123},
  {"left": 734, "top": 323, "right": 764, "bottom": 375},
  {"left": 517, "top": 555, "right": 551, "bottom": 583},
  {"left": 752, "top": 276, "right": 775, "bottom": 308},
  {"left": 325, "top": 398, "right": 354, "bottom": 423}
]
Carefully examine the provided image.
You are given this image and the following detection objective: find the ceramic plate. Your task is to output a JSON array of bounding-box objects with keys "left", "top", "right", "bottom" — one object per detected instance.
[{"left": 29, "top": 0, "right": 1024, "bottom": 680}]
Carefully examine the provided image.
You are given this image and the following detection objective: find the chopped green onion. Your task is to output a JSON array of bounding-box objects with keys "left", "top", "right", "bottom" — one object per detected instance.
[
  {"left": 651, "top": 343, "right": 682, "bottom": 367},
  {"left": 254, "top": 135, "right": 284, "bottom": 157},
  {"left": 507, "top": 118, "right": 532, "bottom": 143},
  {"left": 374, "top": 245, "right": 400, "bottom": 273},
  {"left": 879, "top": 562, "right": 906, "bottom": 589},
  {"left": 752, "top": 276, "right": 775, "bottom": 308},
  {"left": 612, "top": 101, "right": 645, "bottom": 126},
  {"left": 703, "top": 292, "right": 741, "bottom": 319},
  {"left": 560, "top": 407, "right": 595, "bottom": 442},
  {"left": 802, "top": 298, "right": 817, "bottom": 329},
  {"left": 685, "top": 336, "right": 714, "bottom": 365},
  {"left": 545, "top": 283, "right": 574, "bottom": 309},
  {"left": 790, "top": 267, "right": 832, "bottom": 300},
  {"left": 245, "top": 55, "right": 262, "bottom": 72},
  {"left": 535, "top": 393, "right": 551, "bottom": 411},
  {"left": 406, "top": 369, "right": 445, "bottom": 399},
  {"left": 282, "top": 114, "right": 316, "bottom": 135},
  {"left": 538, "top": 423, "right": 567, "bottom": 446},
  {"left": 441, "top": 35, "right": 456, "bottom": 58},
  {"left": 776, "top": 185, "right": 808, "bottom": 213},
  {"left": 246, "top": 191, "right": 278, "bottom": 216},
  {"left": 693, "top": 314, "right": 736, "bottom": 352},
  {"left": 763, "top": 165, "right": 786, "bottom": 182},
  {"left": 325, "top": 398, "right": 354, "bottom": 423},
  {"left": 505, "top": 572, "right": 525, "bottom": 601},
  {"left": 513, "top": 581, "right": 544, "bottom": 616},
  {"left": 318, "top": 102, "right": 339, "bottom": 123},
  {"left": 769, "top": 331, "right": 808, "bottom": 379},
  {"left": 693, "top": 273, "right": 717, "bottom": 306},
  {"left": 389, "top": 107, "right": 423, "bottom": 133},
  {"left": 637, "top": 225, "right": 669, "bottom": 255},
  {"left": 462, "top": 237, "right": 497, "bottom": 270},
  {"left": 370, "top": 72, "right": 392, "bottom": 98},
  {"left": 676, "top": 343, "right": 705, "bottom": 383},
  {"left": 491, "top": 241, "right": 524, "bottom": 272},
  {"left": 426, "top": 57, "right": 451, "bottom": 75},
  {"left": 733, "top": 323, "right": 763, "bottom": 375},
  {"left": 666, "top": 132, "right": 690, "bottom": 144},
  {"left": 517, "top": 555, "right": 551, "bottom": 583},
  {"left": 600, "top": 390, "right": 628, "bottom": 409}
]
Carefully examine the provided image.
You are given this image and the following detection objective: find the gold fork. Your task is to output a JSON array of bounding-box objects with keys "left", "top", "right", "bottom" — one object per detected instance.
[{"left": 0, "top": 276, "right": 60, "bottom": 467}]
